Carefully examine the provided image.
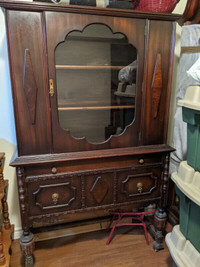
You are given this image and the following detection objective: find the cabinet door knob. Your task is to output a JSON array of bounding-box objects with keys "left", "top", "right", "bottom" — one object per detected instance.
[
  {"left": 137, "top": 182, "right": 143, "bottom": 193},
  {"left": 51, "top": 167, "right": 57, "bottom": 174},
  {"left": 52, "top": 193, "right": 59, "bottom": 205},
  {"left": 139, "top": 159, "right": 144, "bottom": 164}
]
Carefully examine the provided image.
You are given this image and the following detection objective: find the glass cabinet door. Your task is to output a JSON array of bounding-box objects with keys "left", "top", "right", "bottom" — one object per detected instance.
[
  {"left": 45, "top": 12, "right": 145, "bottom": 152},
  {"left": 55, "top": 24, "right": 137, "bottom": 144}
]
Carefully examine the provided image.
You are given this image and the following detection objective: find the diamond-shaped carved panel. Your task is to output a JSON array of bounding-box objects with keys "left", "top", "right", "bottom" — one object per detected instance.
[
  {"left": 23, "top": 49, "right": 38, "bottom": 125},
  {"left": 90, "top": 176, "right": 109, "bottom": 205},
  {"left": 151, "top": 53, "right": 162, "bottom": 119}
]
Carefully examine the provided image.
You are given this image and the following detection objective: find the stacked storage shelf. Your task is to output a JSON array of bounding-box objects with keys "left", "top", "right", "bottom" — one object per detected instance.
[
  {"left": 166, "top": 85, "right": 200, "bottom": 267},
  {"left": 166, "top": 225, "right": 200, "bottom": 267}
]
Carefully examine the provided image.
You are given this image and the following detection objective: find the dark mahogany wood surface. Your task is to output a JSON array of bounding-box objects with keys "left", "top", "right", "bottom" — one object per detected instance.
[
  {"left": 142, "top": 20, "right": 176, "bottom": 145},
  {"left": 6, "top": 10, "right": 51, "bottom": 156},
  {"left": 46, "top": 11, "right": 145, "bottom": 153},
  {"left": 10, "top": 224, "right": 173, "bottom": 267},
  {"left": 3, "top": 1, "right": 179, "bottom": 156},
  {"left": 0, "top": 0, "right": 181, "bottom": 21},
  {"left": 10, "top": 144, "right": 174, "bottom": 166}
]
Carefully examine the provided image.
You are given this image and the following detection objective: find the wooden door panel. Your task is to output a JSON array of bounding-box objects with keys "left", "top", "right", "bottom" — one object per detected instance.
[
  {"left": 27, "top": 174, "right": 82, "bottom": 216},
  {"left": 117, "top": 166, "right": 162, "bottom": 203},
  {"left": 6, "top": 10, "right": 51, "bottom": 156},
  {"left": 142, "top": 20, "right": 176, "bottom": 145},
  {"left": 45, "top": 12, "right": 145, "bottom": 153}
]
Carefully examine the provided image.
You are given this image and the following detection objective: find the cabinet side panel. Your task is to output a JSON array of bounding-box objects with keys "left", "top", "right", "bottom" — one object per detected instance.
[
  {"left": 6, "top": 10, "right": 51, "bottom": 156},
  {"left": 142, "top": 20, "right": 175, "bottom": 145}
]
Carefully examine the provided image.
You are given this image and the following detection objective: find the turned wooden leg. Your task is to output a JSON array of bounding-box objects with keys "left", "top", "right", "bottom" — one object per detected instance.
[
  {"left": 2, "top": 194, "right": 11, "bottom": 230},
  {"left": 154, "top": 153, "right": 170, "bottom": 251},
  {"left": 146, "top": 207, "right": 167, "bottom": 252},
  {"left": 17, "top": 167, "right": 35, "bottom": 266},
  {"left": 20, "top": 231, "right": 35, "bottom": 267},
  {"left": 0, "top": 232, "right": 5, "bottom": 265},
  {"left": 153, "top": 207, "right": 167, "bottom": 251},
  {"left": 0, "top": 160, "right": 5, "bottom": 195},
  {"left": 147, "top": 153, "right": 170, "bottom": 252}
]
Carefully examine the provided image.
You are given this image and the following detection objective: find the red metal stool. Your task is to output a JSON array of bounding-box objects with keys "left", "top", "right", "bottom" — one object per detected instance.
[{"left": 106, "top": 209, "right": 156, "bottom": 245}]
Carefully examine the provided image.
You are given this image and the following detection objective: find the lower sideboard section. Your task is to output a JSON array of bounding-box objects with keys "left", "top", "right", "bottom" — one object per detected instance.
[{"left": 25, "top": 164, "right": 162, "bottom": 227}]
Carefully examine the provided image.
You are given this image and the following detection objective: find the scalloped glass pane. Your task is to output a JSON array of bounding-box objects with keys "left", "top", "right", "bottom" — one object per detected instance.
[{"left": 55, "top": 24, "right": 137, "bottom": 144}]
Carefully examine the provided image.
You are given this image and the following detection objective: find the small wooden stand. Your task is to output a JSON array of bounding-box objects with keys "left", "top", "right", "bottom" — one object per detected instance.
[{"left": 0, "top": 153, "right": 14, "bottom": 267}]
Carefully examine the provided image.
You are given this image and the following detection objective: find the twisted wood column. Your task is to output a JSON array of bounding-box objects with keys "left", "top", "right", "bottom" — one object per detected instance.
[{"left": 17, "top": 167, "right": 35, "bottom": 267}]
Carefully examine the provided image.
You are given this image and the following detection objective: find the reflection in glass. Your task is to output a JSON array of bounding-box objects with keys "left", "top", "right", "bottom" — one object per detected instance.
[{"left": 55, "top": 24, "right": 137, "bottom": 143}]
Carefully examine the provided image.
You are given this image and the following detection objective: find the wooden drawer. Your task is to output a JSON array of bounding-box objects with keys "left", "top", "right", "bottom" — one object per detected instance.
[
  {"left": 26, "top": 174, "right": 82, "bottom": 216},
  {"left": 25, "top": 153, "right": 162, "bottom": 177},
  {"left": 117, "top": 166, "right": 162, "bottom": 203}
]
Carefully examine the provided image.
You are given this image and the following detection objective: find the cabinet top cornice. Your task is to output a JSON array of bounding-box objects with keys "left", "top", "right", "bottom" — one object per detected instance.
[{"left": 0, "top": 0, "right": 181, "bottom": 21}]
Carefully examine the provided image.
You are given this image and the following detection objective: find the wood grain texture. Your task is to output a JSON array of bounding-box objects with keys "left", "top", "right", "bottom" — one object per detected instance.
[
  {"left": 0, "top": 232, "right": 5, "bottom": 266},
  {"left": 167, "top": 179, "right": 179, "bottom": 226},
  {"left": 10, "top": 144, "right": 174, "bottom": 166},
  {"left": 23, "top": 49, "right": 38, "bottom": 125},
  {"left": 6, "top": 10, "right": 51, "bottom": 156},
  {"left": 2, "top": 193, "right": 11, "bottom": 230},
  {"left": 0, "top": 225, "right": 14, "bottom": 267},
  {"left": 142, "top": 20, "right": 176, "bottom": 145},
  {"left": 46, "top": 12, "right": 145, "bottom": 153},
  {"left": 152, "top": 53, "right": 162, "bottom": 119},
  {"left": 181, "top": 46, "right": 200, "bottom": 54},
  {"left": 17, "top": 167, "right": 30, "bottom": 232},
  {"left": 10, "top": 227, "right": 172, "bottom": 267},
  {"left": 25, "top": 163, "right": 162, "bottom": 222}
]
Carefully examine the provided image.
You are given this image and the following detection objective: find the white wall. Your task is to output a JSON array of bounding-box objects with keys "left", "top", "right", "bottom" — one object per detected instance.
[
  {"left": 0, "top": 0, "right": 187, "bottom": 239},
  {"left": 168, "top": 0, "right": 188, "bottom": 145}
]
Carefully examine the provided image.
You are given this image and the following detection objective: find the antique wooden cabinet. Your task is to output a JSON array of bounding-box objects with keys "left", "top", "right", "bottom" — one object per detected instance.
[{"left": 0, "top": 0, "right": 181, "bottom": 264}]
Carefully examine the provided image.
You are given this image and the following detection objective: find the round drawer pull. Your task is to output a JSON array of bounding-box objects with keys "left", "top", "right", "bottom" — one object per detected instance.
[
  {"left": 137, "top": 182, "right": 143, "bottom": 193},
  {"left": 51, "top": 167, "right": 57, "bottom": 174},
  {"left": 52, "top": 193, "right": 59, "bottom": 205},
  {"left": 139, "top": 159, "right": 144, "bottom": 164}
]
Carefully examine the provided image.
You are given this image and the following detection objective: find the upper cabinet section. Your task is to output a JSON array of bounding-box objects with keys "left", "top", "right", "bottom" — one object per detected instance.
[
  {"left": 1, "top": 1, "right": 181, "bottom": 156},
  {"left": 55, "top": 24, "right": 137, "bottom": 144}
]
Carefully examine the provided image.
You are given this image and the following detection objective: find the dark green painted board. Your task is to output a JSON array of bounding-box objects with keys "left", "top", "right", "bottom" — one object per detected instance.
[
  {"left": 176, "top": 186, "right": 200, "bottom": 253},
  {"left": 182, "top": 107, "right": 200, "bottom": 171}
]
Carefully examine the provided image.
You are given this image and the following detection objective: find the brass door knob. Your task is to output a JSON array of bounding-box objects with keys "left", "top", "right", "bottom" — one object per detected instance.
[
  {"left": 52, "top": 193, "right": 59, "bottom": 205},
  {"left": 137, "top": 182, "right": 143, "bottom": 193},
  {"left": 51, "top": 167, "right": 57, "bottom": 174},
  {"left": 139, "top": 159, "right": 144, "bottom": 164}
]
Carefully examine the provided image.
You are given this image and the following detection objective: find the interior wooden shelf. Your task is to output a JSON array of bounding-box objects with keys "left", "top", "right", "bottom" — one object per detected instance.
[
  {"left": 66, "top": 35, "right": 128, "bottom": 44},
  {"left": 58, "top": 105, "right": 135, "bottom": 111},
  {"left": 56, "top": 65, "right": 128, "bottom": 70}
]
